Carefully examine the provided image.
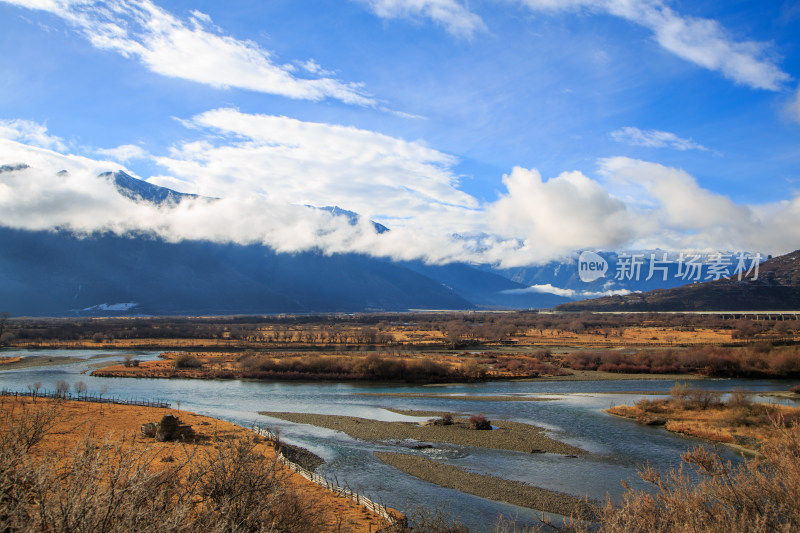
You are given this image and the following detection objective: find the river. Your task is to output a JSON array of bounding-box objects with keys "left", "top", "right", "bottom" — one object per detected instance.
[{"left": 2, "top": 348, "right": 798, "bottom": 531}]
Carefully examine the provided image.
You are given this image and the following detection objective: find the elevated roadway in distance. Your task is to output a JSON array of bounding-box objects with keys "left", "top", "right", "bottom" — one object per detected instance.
[{"left": 543, "top": 310, "right": 800, "bottom": 320}]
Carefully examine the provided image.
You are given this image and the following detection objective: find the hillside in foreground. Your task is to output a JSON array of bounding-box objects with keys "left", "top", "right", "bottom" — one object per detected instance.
[{"left": 0, "top": 396, "right": 393, "bottom": 532}]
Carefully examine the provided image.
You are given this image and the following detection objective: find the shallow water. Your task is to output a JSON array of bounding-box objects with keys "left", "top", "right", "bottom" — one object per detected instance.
[{"left": 2, "top": 348, "right": 799, "bottom": 531}]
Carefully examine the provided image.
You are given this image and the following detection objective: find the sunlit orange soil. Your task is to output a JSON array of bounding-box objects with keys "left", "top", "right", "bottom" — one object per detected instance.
[{"left": 0, "top": 396, "right": 394, "bottom": 532}]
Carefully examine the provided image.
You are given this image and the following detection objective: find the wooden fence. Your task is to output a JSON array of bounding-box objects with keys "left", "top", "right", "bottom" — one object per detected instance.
[
  {"left": 0, "top": 389, "right": 171, "bottom": 409},
  {"left": 252, "top": 426, "right": 406, "bottom": 531}
]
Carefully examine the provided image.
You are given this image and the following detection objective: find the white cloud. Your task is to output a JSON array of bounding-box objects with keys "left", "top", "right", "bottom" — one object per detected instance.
[
  {"left": 298, "top": 59, "right": 334, "bottom": 77},
  {"left": 599, "top": 156, "right": 749, "bottom": 231},
  {"left": 152, "top": 108, "right": 480, "bottom": 230},
  {"left": 502, "top": 283, "right": 635, "bottom": 298},
  {"left": 3, "top": 121, "right": 800, "bottom": 268},
  {"left": 1, "top": 0, "right": 374, "bottom": 105},
  {"left": 354, "top": 0, "right": 486, "bottom": 38},
  {"left": 515, "top": 0, "right": 790, "bottom": 90},
  {"left": 2, "top": 136, "right": 503, "bottom": 270},
  {"left": 0, "top": 137, "right": 380, "bottom": 251},
  {"left": 0, "top": 119, "right": 67, "bottom": 151},
  {"left": 481, "top": 156, "right": 800, "bottom": 265},
  {"left": 611, "top": 127, "right": 708, "bottom": 151},
  {"left": 486, "top": 167, "right": 637, "bottom": 263},
  {"left": 188, "top": 10, "right": 212, "bottom": 27},
  {"left": 596, "top": 156, "right": 800, "bottom": 253},
  {"left": 95, "top": 144, "right": 148, "bottom": 163}
]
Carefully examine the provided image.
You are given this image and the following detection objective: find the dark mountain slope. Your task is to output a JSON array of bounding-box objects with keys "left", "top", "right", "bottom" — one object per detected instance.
[
  {"left": 0, "top": 227, "right": 473, "bottom": 316},
  {"left": 554, "top": 250, "right": 800, "bottom": 312},
  {"left": 400, "top": 260, "right": 571, "bottom": 309}
]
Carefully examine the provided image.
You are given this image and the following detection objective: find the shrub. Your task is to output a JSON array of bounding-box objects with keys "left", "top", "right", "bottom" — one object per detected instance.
[
  {"left": 174, "top": 354, "right": 202, "bottom": 369},
  {"left": 433, "top": 413, "right": 454, "bottom": 426},
  {"left": 687, "top": 389, "right": 723, "bottom": 410},
  {"left": 154, "top": 414, "right": 195, "bottom": 442},
  {"left": 669, "top": 382, "right": 690, "bottom": 405},
  {"left": 634, "top": 398, "right": 665, "bottom": 414},
  {"left": 426, "top": 414, "right": 455, "bottom": 427},
  {"left": 405, "top": 505, "right": 469, "bottom": 533},
  {"left": 0, "top": 403, "right": 329, "bottom": 532},
  {"left": 562, "top": 345, "right": 800, "bottom": 379},
  {"left": 563, "top": 423, "right": 800, "bottom": 533},
  {"left": 55, "top": 380, "right": 70, "bottom": 396},
  {"left": 469, "top": 414, "right": 492, "bottom": 430},
  {"left": 73, "top": 381, "right": 88, "bottom": 396},
  {"left": 726, "top": 388, "right": 754, "bottom": 409}
]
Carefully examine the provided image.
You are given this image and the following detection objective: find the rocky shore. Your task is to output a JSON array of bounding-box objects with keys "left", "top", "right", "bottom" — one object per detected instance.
[{"left": 279, "top": 442, "right": 325, "bottom": 471}]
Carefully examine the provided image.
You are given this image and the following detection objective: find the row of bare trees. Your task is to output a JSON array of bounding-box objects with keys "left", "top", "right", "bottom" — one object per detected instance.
[{"left": 2, "top": 312, "right": 797, "bottom": 346}]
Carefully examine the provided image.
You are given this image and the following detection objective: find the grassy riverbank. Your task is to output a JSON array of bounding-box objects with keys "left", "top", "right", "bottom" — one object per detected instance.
[{"left": 607, "top": 384, "right": 800, "bottom": 451}]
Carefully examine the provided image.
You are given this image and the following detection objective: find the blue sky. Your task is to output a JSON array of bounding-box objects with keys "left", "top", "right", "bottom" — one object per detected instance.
[{"left": 1, "top": 0, "right": 799, "bottom": 266}]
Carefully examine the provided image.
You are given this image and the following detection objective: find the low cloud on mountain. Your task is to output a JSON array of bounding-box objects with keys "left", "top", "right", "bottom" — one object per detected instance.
[{"left": 2, "top": 118, "right": 800, "bottom": 267}]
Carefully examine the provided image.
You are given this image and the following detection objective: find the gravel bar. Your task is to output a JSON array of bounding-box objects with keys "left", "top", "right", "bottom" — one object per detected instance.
[
  {"left": 259, "top": 412, "right": 585, "bottom": 455},
  {"left": 278, "top": 442, "right": 325, "bottom": 471},
  {"left": 355, "top": 392, "right": 556, "bottom": 402},
  {"left": 374, "top": 452, "right": 596, "bottom": 519}
]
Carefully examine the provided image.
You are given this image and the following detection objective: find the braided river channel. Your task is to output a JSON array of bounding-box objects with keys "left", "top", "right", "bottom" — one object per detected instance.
[{"left": 2, "top": 348, "right": 799, "bottom": 531}]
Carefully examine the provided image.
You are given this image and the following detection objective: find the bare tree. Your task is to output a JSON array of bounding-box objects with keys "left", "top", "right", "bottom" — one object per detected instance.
[
  {"left": 55, "top": 380, "right": 70, "bottom": 397},
  {"left": 73, "top": 381, "right": 88, "bottom": 397},
  {"left": 0, "top": 311, "right": 10, "bottom": 344}
]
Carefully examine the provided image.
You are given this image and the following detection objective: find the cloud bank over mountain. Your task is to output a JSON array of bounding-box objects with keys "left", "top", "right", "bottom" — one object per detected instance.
[{"left": 3, "top": 116, "right": 800, "bottom": 267}]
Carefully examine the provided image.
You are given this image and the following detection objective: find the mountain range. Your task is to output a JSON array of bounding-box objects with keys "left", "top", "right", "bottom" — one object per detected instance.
[
  {"left": 1, "top": 166, "right": 567, "bottom": 315},
  {"left": 3, "top": 165, "right": 771, "bottom": 316}
]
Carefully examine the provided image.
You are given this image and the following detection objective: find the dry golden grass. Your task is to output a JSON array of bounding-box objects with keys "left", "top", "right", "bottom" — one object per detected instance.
[
  {"left": 91, "top": 350, "right": 571, "bottom": 381},
  {"left": 562, "top": 424, "right": 800, "bottom": 533},
  {"left": 664, "top": 420, "right": 736, "bottom": 443},
  {"left": 10, "top": 320, "right": 800, "bottom": 352},
  {"left": 519, "top": 326, "right": 737, "bottom": 347},
  {"left": 0, "top": 396, "right": 393, "bottom": 533},
  {"left": 608, "top": 391, "right": 800, "bottom": 451}
]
